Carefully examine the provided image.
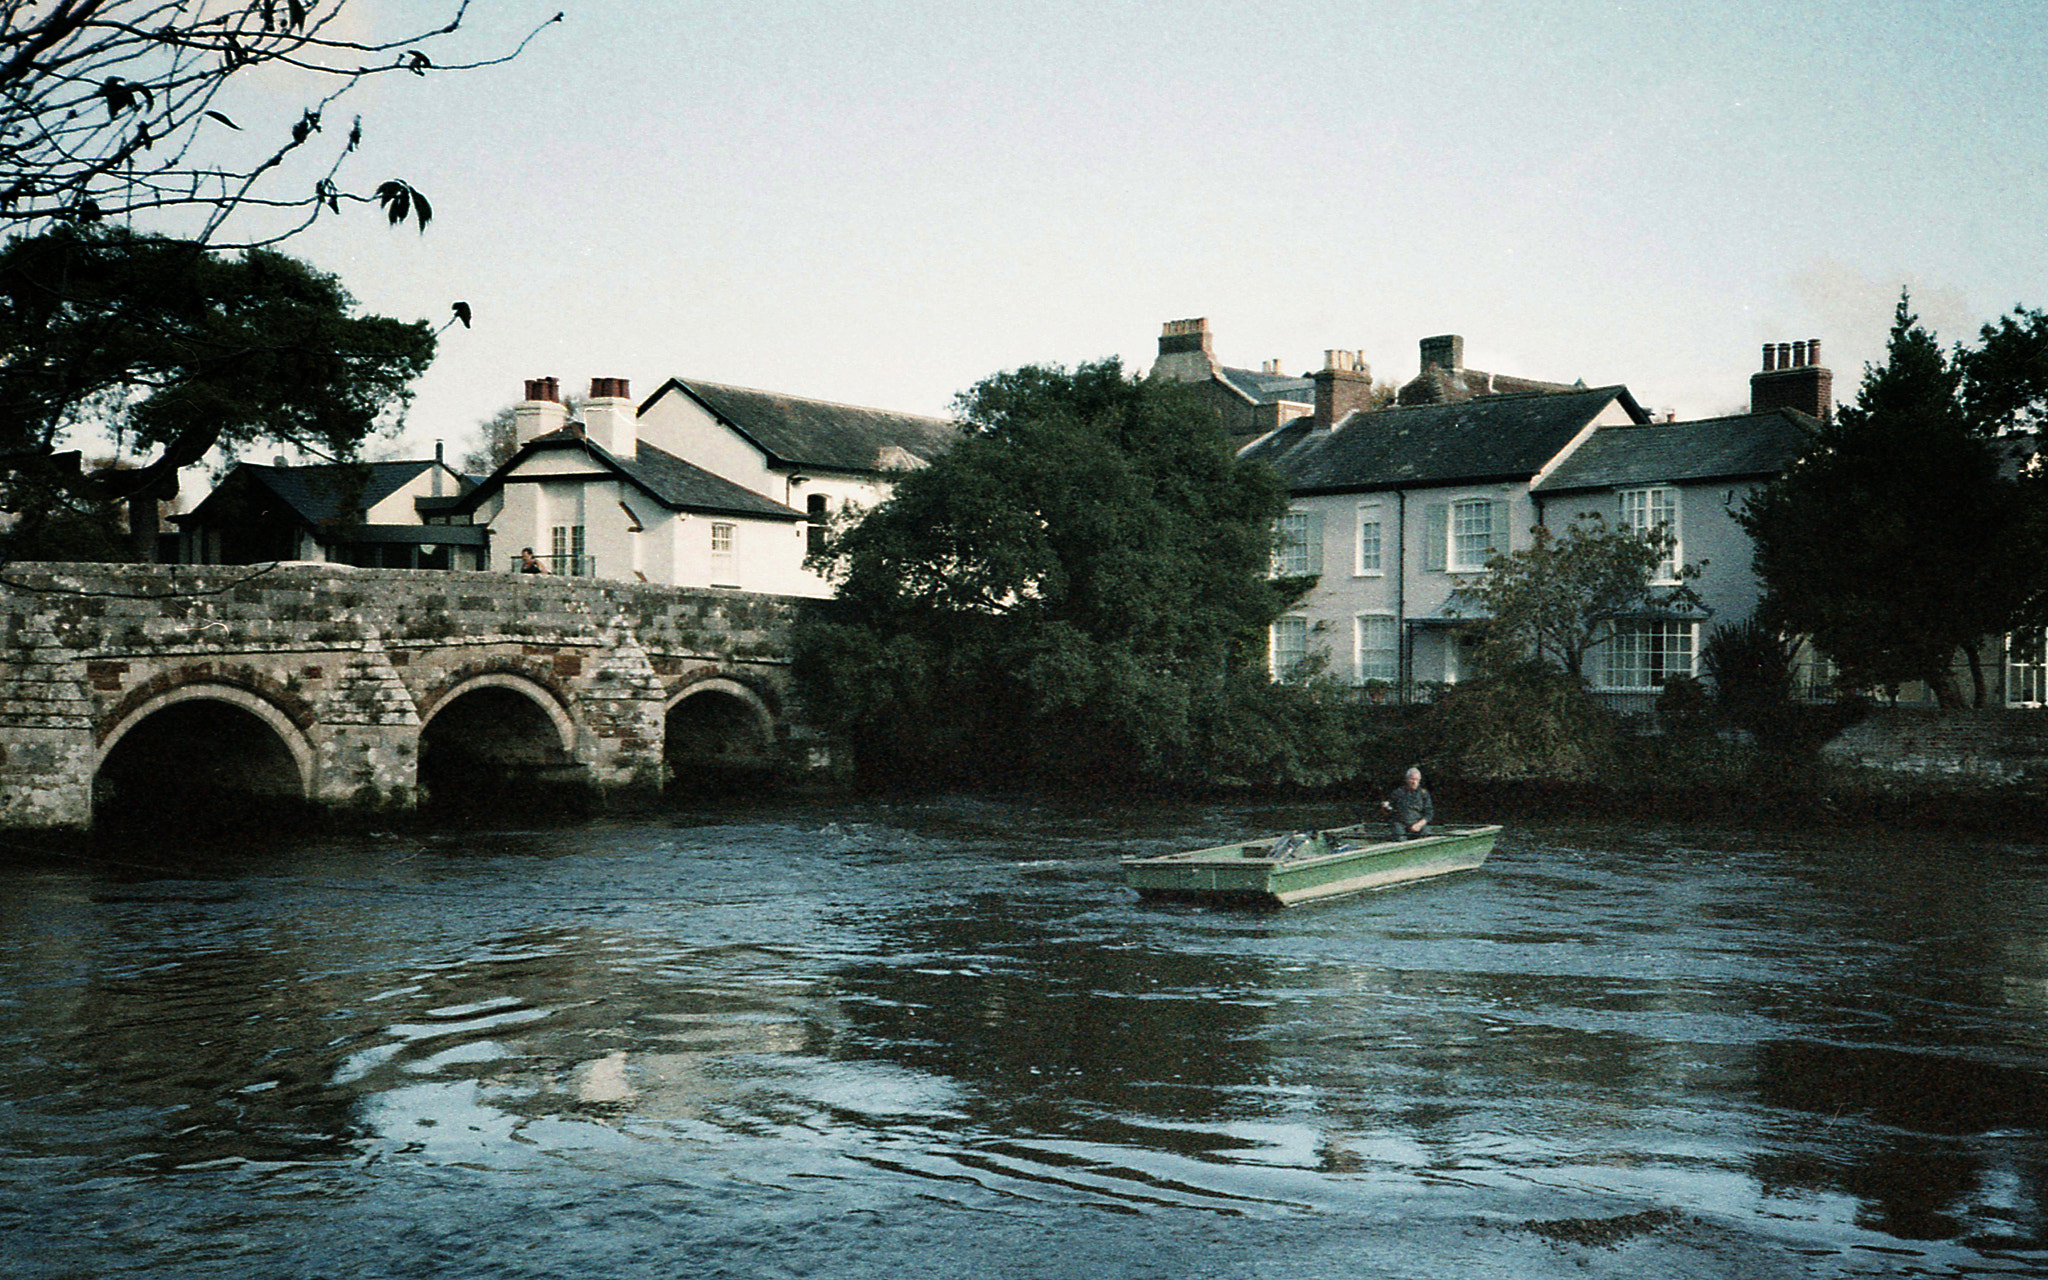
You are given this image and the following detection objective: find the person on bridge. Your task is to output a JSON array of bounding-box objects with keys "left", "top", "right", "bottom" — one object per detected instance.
[
  {"left": 519, "top": 548, "right": 549, "bottom": 574},
  {"left": 1381, "top": 766, "right": 1433, "bottom": 840}
]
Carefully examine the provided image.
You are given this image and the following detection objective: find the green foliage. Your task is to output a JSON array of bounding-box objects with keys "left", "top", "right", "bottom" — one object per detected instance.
[
  {"left": 1960, "top": 306, "right": 2048, "bottom": 433},
  {"left": 1740, "top": 294, "right": 2032, "bottom": 706},
  {"left": 794, "top": 358, "right": 1328, "bottom": 788},
  {"left": 1451, "top": 514, "right": 1697, "bottom": 679},
  {"left": 0, "top": 226, "right": 435, "bottom": 546},
  {"left": 1701, "top": 618, "right": 1864, "bottom": 759},
  {"left": 1420, "top": 663, "right": 1623, "bottom": 779}
]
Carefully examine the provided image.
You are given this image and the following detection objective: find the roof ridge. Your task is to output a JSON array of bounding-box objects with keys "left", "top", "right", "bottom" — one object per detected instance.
[{"left": 682, "top": 377, "right": 951, "bottom": 423}]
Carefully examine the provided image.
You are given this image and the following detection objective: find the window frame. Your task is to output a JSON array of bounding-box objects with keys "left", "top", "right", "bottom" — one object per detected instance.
[
  {"left": 1598, "top": 619, "right": 1697, "bottom": 692},
  {"left": 1355, "top": 502, "right": 1383, "bottom": 577},
  {"left": 1271, "top": 616, "right": 1310, "bottom": 683},
  {"left": 1355, "top": 613, "right": 1399, "bottom": 684},
  {"left": 1618, "top": 484, "right": 1681, "bottom": 582}
]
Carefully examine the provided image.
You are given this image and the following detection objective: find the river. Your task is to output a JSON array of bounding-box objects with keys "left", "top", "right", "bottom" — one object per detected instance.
[{"left": 1, "top": 798, "right": 2045, "bottom": 1278}]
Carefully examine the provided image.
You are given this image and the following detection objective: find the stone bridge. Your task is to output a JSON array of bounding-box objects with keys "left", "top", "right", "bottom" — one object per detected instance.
[{"left": 0, "top": 563, "right": 814, "bottom": 829}]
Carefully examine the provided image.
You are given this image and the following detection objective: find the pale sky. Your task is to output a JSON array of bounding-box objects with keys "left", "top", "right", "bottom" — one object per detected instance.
[{"left": 226, "top": 0, "right": 2048, "bottom": 465}]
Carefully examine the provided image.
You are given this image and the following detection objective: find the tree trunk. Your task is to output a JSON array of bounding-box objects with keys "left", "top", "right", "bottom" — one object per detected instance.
[{"left": 1963, "top": 639, "right": 1987, "bottom": 708}]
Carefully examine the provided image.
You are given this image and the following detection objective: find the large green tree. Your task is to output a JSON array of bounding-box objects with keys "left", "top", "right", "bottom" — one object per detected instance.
[
  {"left": 794, "top": 359, "right": 1318, "bottom": 788},
  {"left": 0, "top": 225, "right": 435, "bottom": 557},
  {"left": 1741, "top": 296, "right": 2032, "bottom": 706}
]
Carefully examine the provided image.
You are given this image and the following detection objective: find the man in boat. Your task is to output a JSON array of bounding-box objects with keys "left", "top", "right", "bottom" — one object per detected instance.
[{"left": 1382, "top": 766, "right": 1433, "bottom": 840}]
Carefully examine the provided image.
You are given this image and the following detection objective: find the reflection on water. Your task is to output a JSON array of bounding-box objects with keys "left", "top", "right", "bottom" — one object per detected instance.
[{"left": 2, "top": 804, "right": 2047, "bottom": 1278}]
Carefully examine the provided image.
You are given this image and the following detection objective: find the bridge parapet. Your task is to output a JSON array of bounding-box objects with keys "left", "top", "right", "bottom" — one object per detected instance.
[{"left": 0, "top": 563, "right": 808, "bottom": 828}]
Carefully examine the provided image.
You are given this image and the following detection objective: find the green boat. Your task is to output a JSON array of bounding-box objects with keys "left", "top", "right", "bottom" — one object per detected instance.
[{"left": 1122, "top": 823, "right": 1500, "bottom": 907}]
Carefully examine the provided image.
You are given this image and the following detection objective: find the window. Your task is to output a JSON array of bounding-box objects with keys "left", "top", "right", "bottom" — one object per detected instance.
[
  {"left": 1356, "top": 615, "right": 1399, "bottom": 683},
  {"left": 1271, "top": 617, "right": 1309, "bottom": 682},
  {"left": 806, "top": 494, "right": 829, "bottom": 558},
  {"left": 1425, "top": 498, "right": 1502, "bottom": 572},
  {"left": 1619, "top": 485, "right": 1680, "bottom": 580},
  {"left": 1275, "top": 510, "right": 1322, "bottom": 577},
  {"left": 1601, "top": 620, "right": 1695, "bottom": 691},
  {"left": 710, "top": 521, "right": 736, "bottom": 584},
  {"left": 550, "top": 524, "right": 587, "bottom": 576},
  {"left": 2008, "top": 630, "right": 2048, "bottom": 706},
  {"left": 1356, "top": 503, "right": 1382, "bottom": 575},
  {"left": 1451, "top": 499, "right": 1497, "bottom": 571}
]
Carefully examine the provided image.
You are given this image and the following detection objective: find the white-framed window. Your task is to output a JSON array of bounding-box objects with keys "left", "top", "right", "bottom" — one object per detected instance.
[
  {"left": 1451, "top": 499, "right": 1497, "bottom": 571},
  {"left": 1600, "top": 620, "right": 1696, "bottom": 691},
  {"left": 550, "top": 523, "right": 587, "bottom": 576},
  {"left": 1618, "top": 485, "right": 1680, "bottom": 581},
  {"left": 1271, "top": 616, "right": 1310, "bottom": 682},
  {"left": 1275, "top": 510, "right": 1323, "bottom": 577},
  {"left": 2008, "top": 629, "right": 2048, "bottom": 707},
  {"left": 1356, "top": 614, "right": 1399, "bottom": 683},
  {"left": 1425, "top": 497, "right": 1504, "bottom": 572},
  {"left": 1355, "top": 503, "right": 1382, "bottom": 576},
  {"left": 710, "top": 521, "right": 736, "bottom": 584}
]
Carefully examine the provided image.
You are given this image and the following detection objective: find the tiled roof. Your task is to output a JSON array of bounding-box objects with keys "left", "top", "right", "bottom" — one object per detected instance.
[
  {"left": 462, "top": 430, "right": 800, "bottom": 520},
  {"left": 1532, "top": 409, "right": 1817, "bottom": 493},
  {"left": 1216, "top": 365, "right": 1314, "bottom": 405},
  {"left": 192, "top": 460, "right": 437, "bottom": 527},
  {"left": 1242, "top": 386, "right": 1644, "bottom": 493},
  {"left": 668, "top": 378, "right": 956, "bottom": 473},
  {"left": 617, "top": 440, "right": 801, "bottom": 519},
  {"left": 1396, "top": 365, "right": 1578, "bottom": 407}
]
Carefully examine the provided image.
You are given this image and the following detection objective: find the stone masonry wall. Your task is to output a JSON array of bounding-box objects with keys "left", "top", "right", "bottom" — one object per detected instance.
[{"left": 0, "top": 563, "right": 804, "bottom": 828}]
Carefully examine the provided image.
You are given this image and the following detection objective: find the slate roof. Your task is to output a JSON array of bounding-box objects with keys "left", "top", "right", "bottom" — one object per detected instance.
[
  {"left": 657, "top": 378, "right": 957, "bottom": 474},
  {"left": 1241, "top": 386, "right": 1647, "bottom": 494},
  {"left": 181, "top": 460, "right": 448, "bottom": 528},
  {"left": 1216, "top": 365, "right": 1315, "bottom": 405},
  {"left": 1396, "top": 364, "right": 1579, "bottom": 407},
  {"left": 458, "top": 429, "right": 800, "bottom": 521},
  {"left": 1531, "top": 409, "right": 1817, "bottom": 494}
]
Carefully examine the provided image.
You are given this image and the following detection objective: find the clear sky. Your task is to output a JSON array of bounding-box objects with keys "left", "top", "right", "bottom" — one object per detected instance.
[{"left": 244, "top": 0, "right": 2047, "bottom": 463}]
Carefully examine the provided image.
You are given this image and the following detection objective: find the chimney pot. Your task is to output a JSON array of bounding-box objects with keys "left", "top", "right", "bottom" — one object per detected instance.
[
  {"left": 1762, "top": 343, "right": 1775, "bottom": 372},
  {"left": 1808, "top": 338, "right": 1822, "bottom": 366}
]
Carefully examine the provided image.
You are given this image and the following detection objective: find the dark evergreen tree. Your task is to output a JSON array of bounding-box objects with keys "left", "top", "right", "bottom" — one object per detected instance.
[{"left": 1741, "top": 295, "right": 2027, "bottom": 706}]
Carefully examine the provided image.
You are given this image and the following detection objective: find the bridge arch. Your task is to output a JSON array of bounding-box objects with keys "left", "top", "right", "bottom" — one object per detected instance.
[
  {"left": 94, "top": 683, "right": 316, "bottom": 826},
  {"left": 665, "top": 676, "right": 778, "bottom": 787},
  {"left": 417, "top": 670, "right": 586, "bottom": 814}
]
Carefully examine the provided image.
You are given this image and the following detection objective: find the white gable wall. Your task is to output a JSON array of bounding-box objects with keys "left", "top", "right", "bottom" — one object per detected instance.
[{"left": 362, "top": 462, "right": 467, "bottom": 524}]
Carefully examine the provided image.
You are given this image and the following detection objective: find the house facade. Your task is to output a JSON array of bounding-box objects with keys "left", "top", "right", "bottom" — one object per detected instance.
[
  {"left": 1233, "top": 335, "right": 1825, "bottom": 701},
  {"left": 452, "top": 376, "right": 955, "bottom": 596}
]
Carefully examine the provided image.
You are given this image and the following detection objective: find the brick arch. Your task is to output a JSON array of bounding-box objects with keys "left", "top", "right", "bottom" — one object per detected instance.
[
  {"left": 98, "top": 663, "right": 316, "bottom": 746},
  {"left": 418, "top": 670, "right": 578, "bottom": 751},
  {"left": 95, "top": 682, "right": 316, "bottom": 798},
  {"left": 414, "top": 659, "right": 577, "bottom": 729},
  {"left": 667, "top": 666, "right": 784, "bottom": 720},
  {"left": 665, "top": 676, "right": 777, "bottom": 761}
]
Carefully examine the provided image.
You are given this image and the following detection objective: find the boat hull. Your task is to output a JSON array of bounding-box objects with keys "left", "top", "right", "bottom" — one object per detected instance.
[{"left": 1122, "top": 823, "right": 1499, "bottom": 908}]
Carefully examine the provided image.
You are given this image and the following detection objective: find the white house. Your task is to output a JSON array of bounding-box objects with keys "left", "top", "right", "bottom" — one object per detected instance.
[
  {"left": 452, "top": 376, "right": 955, "bottom": 596},
  {"left": 1233, "top": 336, "right": 1823, "bottom": 700}
]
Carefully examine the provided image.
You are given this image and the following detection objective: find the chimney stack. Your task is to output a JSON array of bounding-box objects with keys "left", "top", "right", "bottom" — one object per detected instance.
[
  {"left": 1152, "top": 317, "right": 1219, "bottom": 383},
  {"left": 1750, "top": 339, "right": 1832, "bottom": 423},
  {"left": 582, "top": 377, "right": 636, "bottom": 457},
  {"left": 1419, "top": 334, "right": 1464, "bottom": 372},
  {"left": 1312, "top": 349, "right": 1373, "bottom": 429},
  {"left": 514, "top": 376, "right": 567, "bottom": 443}
]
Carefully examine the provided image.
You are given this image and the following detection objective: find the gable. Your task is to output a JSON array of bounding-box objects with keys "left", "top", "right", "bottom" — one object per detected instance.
[{"left": 647, "top": 377, "right": 956, "bottom": 474}]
